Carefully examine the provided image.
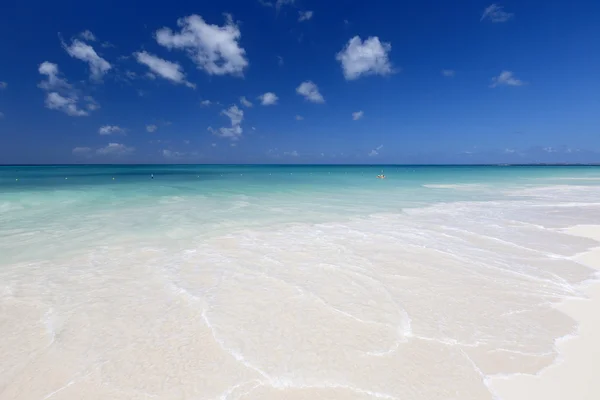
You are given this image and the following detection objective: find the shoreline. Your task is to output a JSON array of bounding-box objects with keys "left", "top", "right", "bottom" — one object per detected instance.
[{"left": 488, "top": 224, "right": 600, "bottom": 400}]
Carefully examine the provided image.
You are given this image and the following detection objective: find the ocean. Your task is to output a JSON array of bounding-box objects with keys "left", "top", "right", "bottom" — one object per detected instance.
[{"left": 1, "top": 165, "right": 600, "bottom": 400}]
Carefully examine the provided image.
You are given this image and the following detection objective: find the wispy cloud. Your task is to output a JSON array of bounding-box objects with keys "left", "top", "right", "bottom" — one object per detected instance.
[
  {"left": 98, "top": 125, "right": 125, "bottom": 135},
  {"left": 442, "top": 69, "right": 455, "bottom": 77},
  {"left": 352, "top": 111, "right": 364, "bottom": 120},
  {"left": 295, "top": 115, "right": 304, "bottom": 120},
  {"left": 134, "top": 51, "right": 195, "bottom": 88},
  {"left": 336, "top": 36, "right": 394, "bottom": 80},
  {"left": 490, "top": 70, "right": 524, "bottom": 88},
  {"left": 369, "top": 144, "right": 383, "bottom": 156},
  {"left": 239, "top": 96, "right": 253, "bottom": 107},
  {"left": 78, "top": 30, "right": 96, "bottom": 41},
  {"left": 481, "top": 4, "right": 514, "bottom": 23},
  {"left": 298, "top": 11, "right": 313, "bottom": 22},
  {"left": 146, "top": 124, "right": 158, "bottom": 133},
  {"left": 0, "top": 81, "right": 7, "bottom": 89}
]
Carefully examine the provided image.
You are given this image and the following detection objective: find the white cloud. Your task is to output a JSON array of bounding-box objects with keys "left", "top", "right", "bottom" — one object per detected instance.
[
  {"left": 442, "top": 69, "right": 455, "bottom": 77},
  {"left": 134, "top": 51, "right": 195, "bottom": 88},
  {"left": 277, "top": 55, "right": 284, "bottom": 66},
  {"left": 38, "top": 62, "right": 71, "bottom": 91},
  {"left": 98, "top": 125, "right": 125, "bottom": 135},
  {"left": 336, "top": 36, "right": 394, "bottom": 80},
  {"left": 96, "top": 143, "right": 134, "bottom": 156},
  {"left": 72, "top": 147, "right": 92, "bottom": 156},
  {"left": 210, "top": 104, "right": 244, "bottom": 140},
  {"left": 45, "top": 92, "right": 89, "bottom": 116},
  {"left": 38, "top": 62, "right": 92, "bottom": 116},
  {"left": 490, "top": 70, "right": 524, "bottom": 88},
  {"left": 276, "top": 0, "right": 295, "bottom": 10},
  {"left": 84, "top": 96, "right": 100, "bottom": 111},
  {"left": 162, "top": 149, "right": 184, "bottom": 159},
  {"left": 284, "top": 150, "right": 299, "bottom": 157},
  {"left": 211, "top": 143, "right": 217, "bottom": 147},
  {"left": 369, "top": 144, "right": 383, "bottom": 156},
  {"left": 258, "top": 0, "right": 274, "bottom": 7},
  {"left": 295, "top": 115, "right": 304, "bottom": 120},
  {"left": 298, "top": 11, "right": 313, "bottom": 22},
  {"left": 155, "top": 14, "right": 248, "bottom": 77},
  {"left": 258, "top": 92, "right": 278, "bottom": 105},
  {"left": 352, "top": 110, "right": 364, "bottom": 120},
  {"left": 200, "top": 99, "right": 212, "bottom": 106},
  {"left": 296, "top": 81, "right": 324, "bottom": 103},
  {"left": 240, "top": 96, "right": 253, "bottom": 107},
  {"left": 146, "top": 124, "right": 158, "bottom": 133},
  {"left": 63, "top": 39, "right": 111, "bottom": 81},
  {"left": 0, "top": 81, "right": 6, "bottom": 89},
  {"left": 79, "top": 30, "right": 96, "bottom": 41},
  {"left": 481, "top": 4, "right": 514, "bottom": 23}
]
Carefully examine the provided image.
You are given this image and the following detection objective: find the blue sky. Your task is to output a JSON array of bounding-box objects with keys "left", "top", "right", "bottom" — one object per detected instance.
[{"left": 0, "top": 0, "right": 599, "bottom": 164}]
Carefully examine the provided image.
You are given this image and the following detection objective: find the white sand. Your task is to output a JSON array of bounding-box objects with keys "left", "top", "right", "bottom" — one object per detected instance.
[{"left": 489, "top": 225, "right": 600, "bottom": 400}]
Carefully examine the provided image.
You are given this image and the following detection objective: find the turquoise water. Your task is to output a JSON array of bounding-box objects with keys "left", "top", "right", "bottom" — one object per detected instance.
[{"left": 2, "top": 165, "right": 600, "bottom": 399}]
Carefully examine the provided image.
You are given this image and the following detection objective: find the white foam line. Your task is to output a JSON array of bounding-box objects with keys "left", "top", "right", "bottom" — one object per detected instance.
[{"left": 217, "top": 379, "right": 265, "bottom": 400}]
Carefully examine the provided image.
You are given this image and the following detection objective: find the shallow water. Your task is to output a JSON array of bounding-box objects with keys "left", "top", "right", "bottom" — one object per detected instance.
[{"left": 1, "top": 165, "right": 600, "bottom": 400}]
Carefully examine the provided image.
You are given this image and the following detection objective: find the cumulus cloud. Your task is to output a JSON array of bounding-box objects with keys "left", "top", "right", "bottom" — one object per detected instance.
[
  {"left": 155, "top": 14, "right": 248, "bottom": 77},
  {"left": 79, "top": 30, "right": 97, "bottom": 41},
  {"left": 210, "top": 104, "right": 244, "bottom": 140},
  {"left": 481, "top": 4, "right": 514, "bottom": 23},
  {"left": 240, "top": 96, "right": 253, "bottom": 107},
  {"left": 72, "top": 147, "right": 92, "bottom": 156},
  {"left": 336, "top": 36, "right": 394, "bottom": 80},
  {"left": 200, "top": 99, "right": 213, "bottom": 106},
  {"left": 369, "top": 144, "right": 383, "bottom": 156},
  {"left": 84, "top": 96, "right": 100, "bottom": 111},
  {"left": 258, "top": 92, "right": 278, "bottom": 105},
  {"left": 442, "top": 69, "right": 455, "bottom": 77},
  {"left": 98, "top": 125, "right": 125, "bottom": 135},
  {"left": 96, "top": 143, "right": 135, "bottom": 156},
  {"left": 62, "top": 39, "right": 111, "bottom": 81},
  {"left": 284, "top": 150, "right": 299, "bottom": 157},
  {"left": 490, "top": 70, "right": 524, "bottom": 88},
  {"left": 296, "top": 81, "right": 324, "bottom": 103},
  {"left": 146, "top": 124, "right": 158, "bottom": 133},
  {"left": 352, "top": 110, "right": 364, "bottom": 120},
  {"left": 0, "top": 81, "right": 6, "bottom": 89},
  {"left": 298, "top": 11, "right": 313, "bottom": 22},
  {"left": 134, "top": 51, "right": 195, "bottom": 88}
]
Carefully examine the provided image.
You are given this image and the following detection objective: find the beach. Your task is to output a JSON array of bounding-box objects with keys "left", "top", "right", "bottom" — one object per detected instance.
[
  {"left": 1, "top": 165, "right": 600, "bottom": 400},
  {"left": 489, "top": 225, "right": 600, "bottom": 400}
]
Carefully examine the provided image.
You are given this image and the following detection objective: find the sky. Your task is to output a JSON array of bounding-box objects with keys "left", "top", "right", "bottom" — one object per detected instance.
[{"left": 0, "top": 0, "right": 599, "bottom": 164}]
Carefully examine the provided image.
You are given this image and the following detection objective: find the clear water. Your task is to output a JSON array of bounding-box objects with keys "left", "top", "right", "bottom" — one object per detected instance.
[{"left": 1, "top": 165, "right": 600, "bottom": 400}]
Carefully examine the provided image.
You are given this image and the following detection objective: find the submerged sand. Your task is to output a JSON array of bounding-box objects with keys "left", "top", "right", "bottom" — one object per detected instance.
[{"left": 2, "top": 187, "right": 600, "bottom": 399}]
